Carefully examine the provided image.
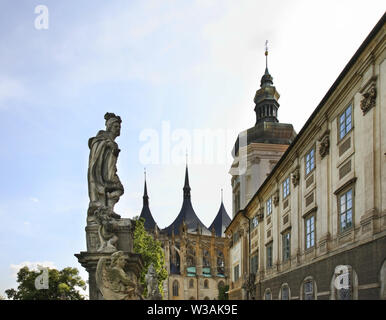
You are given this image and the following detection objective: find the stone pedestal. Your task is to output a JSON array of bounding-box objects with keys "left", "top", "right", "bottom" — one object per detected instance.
[{"left": 75, "top": 218, "right": 141, "bottom": 300}]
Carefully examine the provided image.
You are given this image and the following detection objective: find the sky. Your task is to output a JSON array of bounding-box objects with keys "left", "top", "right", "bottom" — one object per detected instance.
[{"left": 0, "top": 0, "right": 384, "bottom": 298}]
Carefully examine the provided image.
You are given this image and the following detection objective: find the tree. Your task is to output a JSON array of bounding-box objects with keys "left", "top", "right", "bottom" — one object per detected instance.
[
  {"left": 218, "top": 284, "right": 229, "bottom": 300},
  {"left": 5, "top": 266, "right": 86, "bottom": 300},
  {"left": 133, "top": 217, "right": 167, "bottom": 298}
]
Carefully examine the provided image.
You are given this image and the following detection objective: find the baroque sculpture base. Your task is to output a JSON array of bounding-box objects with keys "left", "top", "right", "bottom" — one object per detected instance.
[{"left": 75, "top": 251, "right": 143, "bottom": 300}]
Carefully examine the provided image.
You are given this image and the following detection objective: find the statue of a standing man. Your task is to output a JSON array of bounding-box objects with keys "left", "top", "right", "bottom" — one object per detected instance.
[{"left": 87, "top": 113, "right": 124, "bottom": 224}]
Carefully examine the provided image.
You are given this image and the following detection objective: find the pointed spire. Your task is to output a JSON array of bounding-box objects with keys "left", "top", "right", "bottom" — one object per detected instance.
[
  {"left": 221, "top": 188, "right": 224, "bottom": 203},
  {"left": 143, "top": 168, "right": 149, "bottom": 206},
  {"left": 183, "top": 155, "right": 191, "bottom": 200}
]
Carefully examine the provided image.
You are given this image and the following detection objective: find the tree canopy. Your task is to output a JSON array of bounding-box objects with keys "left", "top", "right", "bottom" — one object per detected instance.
[
  {"left": 5, "top": 266, "right": 86, "bottom": 300},
  {"left": 133, "top": 217, "right": 167, "bottom": 298}
]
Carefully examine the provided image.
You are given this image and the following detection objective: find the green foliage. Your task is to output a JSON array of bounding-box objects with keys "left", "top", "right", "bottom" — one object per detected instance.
[
  {"left": 133, "top": 217, "right": 167, "bottom": 298},
  {"left": 218, "top": 284, "right": 229, "bottom": 300},
  {"left": 5, "top": 266, "right": 86, "bottom": 300}
]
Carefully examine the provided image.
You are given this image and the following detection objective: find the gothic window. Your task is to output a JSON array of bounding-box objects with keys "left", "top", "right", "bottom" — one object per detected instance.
[
  {"left": 189, "top": 279, "right": 194, "bottom": 288},
  {"left": 217, "top": 250, "right": 225, "bottom": 276},
  {"left": 204, "top": 279, "right": 209, "bottom": 289},
  {"left": 203, "top": 249, "right": 210, "bottom": 267},
  {"left": 305, "top": 147, "right": 315, "bottom": 176},
  {"left": 187, "top": 246, "right": 196, "bottom": 267},
  {"left": 170, "top": 245, "right": 180, "bottom": 274},
  {"left": 339, "top": 104, "right": 352, "bottom": 140},
  {"left": 339, "top": 188, "right": 353, "bottom": 233},
  {"left": 172, "top": 280, "right": 179, "bottom": 297},
  {"left": 282, "top": 231, "right": 291, "bottom": 262},
  {"left": 305, "top": 214, "right": 315, "bottom": 249},
  {"left": 283, "top": 177, "right": 290, "bottom": 199}
]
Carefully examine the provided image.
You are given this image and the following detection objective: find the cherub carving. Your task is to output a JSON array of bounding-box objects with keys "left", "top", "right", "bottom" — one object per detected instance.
[{"left": 96, "top": 251, "right": 141, "bottom": 300}]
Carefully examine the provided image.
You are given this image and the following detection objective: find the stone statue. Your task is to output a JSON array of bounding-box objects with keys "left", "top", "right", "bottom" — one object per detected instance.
[
  {"left": 87, "top": 112, "right": 124, "bottom": 225},
  {"left": 96, "top": 251, "right": 142, "bottom": 300},
  {"left": 145, "top": 264, "right": 162, "bottom": 300},
  {"left": 95, "top": 206, "right": 120, "bottom": 253}
]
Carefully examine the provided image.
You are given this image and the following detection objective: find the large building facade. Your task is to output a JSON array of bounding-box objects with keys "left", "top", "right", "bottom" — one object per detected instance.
[
  {"left": 139, "top": 165, "right": 231, "bottom": 300},
  {"left": 226, "top": 14, "right": 386, "bottom": 300}
]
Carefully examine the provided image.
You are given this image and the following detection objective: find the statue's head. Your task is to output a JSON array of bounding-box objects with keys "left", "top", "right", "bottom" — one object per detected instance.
[
  {"left": 104, "top": 113, "right": 122, "bottom": 138},
  {"left": 111, "top": 251, "right": 126, "bottom": 268}
]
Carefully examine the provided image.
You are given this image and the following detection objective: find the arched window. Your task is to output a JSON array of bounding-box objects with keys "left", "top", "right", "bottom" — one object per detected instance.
[
  {"left": 204, "top": 279, "right": 209, "bottom": 289},
  {"left": 189, "top": 296, "right": 195, "bottom": 300},
  {"left": 330, "top": 265, "right": 358, "bottom": 300},
  {"left": 204, "top": 296, "right": 210, "bottom": 300},
  {"left": 280, "top": 284, "right": 290, "bottom": 300},
  {"left": 301, "top": 276, "right": 317, "bottom": 300},
  {"left": 187, "top": 246, "right": 196, "bottom": 267},
  {"left": 189, "top": 279, "right": 194, "bottom": 289},
  {"left": 172, "top": 280, "right": 179, "bottom": 297},
  {"left": 264, "top": 288, "right": 272, "bottom": 300}
]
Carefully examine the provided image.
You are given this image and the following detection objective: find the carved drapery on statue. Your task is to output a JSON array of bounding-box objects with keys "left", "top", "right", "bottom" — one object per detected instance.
[
  {"left": 87, "top": 113, "right": 124, "bottom": 225},
  {"left": 96, "top": 251, "right": 143, "bottom": 300}
]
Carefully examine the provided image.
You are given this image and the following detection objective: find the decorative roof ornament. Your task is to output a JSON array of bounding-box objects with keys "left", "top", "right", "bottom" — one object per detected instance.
[{"left": 260, "top": 40, "right": 273, "bottom": 88}]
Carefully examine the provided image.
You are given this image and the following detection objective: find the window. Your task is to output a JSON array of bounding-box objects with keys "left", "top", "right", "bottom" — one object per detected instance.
[
  {"left": 339, "top": 189, "right": 353, "bottom": 232},
  {"left": 266, "top": 243, "right": 273, "bottom": 268},
  {"left": 265, "top": 289, "right": 272, "bottom": 300},
  {"left": 172, "top": 280, "right": 179, "bottom": 296},
  {"left": 189, "top": 279, "right": 194, "bottom": 288},
  {"left": 204, "top": 279, "right": 209, "bottom": 289},
  {"left": 282, "top": 232, "right": 291, "bottom": 262},
  {"left": 281, "top": 285, "right": 290, "bottom": 300},
  {"left": 305, "top": 215, "right": 315, "bottom": 249},
  {"left": 250, "top": 253, "right": 258, "bottom": 274},
  {"left": 339, "top": 104, "right": 352, "bottom": 140},
  {"left": 304, "top": 280, "right": 314, "bottom": 300},
  {"left": 266, "top": 198, "right": 272, "bottom": 216},
  {"left": 234, "top": 264, "right": 240, "bottom": 282},
  {"left": 217, "top": 250, "right": 225, "bottom": 276},
  {"left": 251, "top": 216, "right": 259, "bottom": 230},
  {"left": 305, "top": 148, "right": 315, "bottom": 175},
  {"left": 283, "top": 177, "right": 290, "bottom": 199}
]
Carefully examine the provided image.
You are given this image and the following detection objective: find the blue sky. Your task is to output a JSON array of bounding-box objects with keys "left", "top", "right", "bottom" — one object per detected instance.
[{"left": 0, "top": 0, "right": 384, "bottom": 297}]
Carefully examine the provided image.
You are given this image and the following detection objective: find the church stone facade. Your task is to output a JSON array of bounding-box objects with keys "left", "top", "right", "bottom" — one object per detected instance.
[
  {"left": 139, "top": 165, "right": 231, "bottom": 300},
  {"left": 226, "top": 14, "right": 386, "bottom": 300}
]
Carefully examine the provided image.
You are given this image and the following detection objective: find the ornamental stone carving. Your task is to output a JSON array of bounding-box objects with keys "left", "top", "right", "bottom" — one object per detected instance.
[
  {"left": 96, "top": 251, "right": 142, "bottom": 300},
  {"left": 273, "top": 190, "right": 279, "bottom": 207},
  {"left": 291, "top": 167, "right": 300, "bottom": 187},
  {"left": 319, "top": 135, "right": 330, "bottom": 158},
  {"left": 360, "top": 84, "right": 377, "bottom": 114}
]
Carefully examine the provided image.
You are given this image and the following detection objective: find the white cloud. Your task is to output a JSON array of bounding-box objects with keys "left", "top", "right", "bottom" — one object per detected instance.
[
  {"left": 29, "top": 197, "right": 39, "bottom": 203},
  {"left": 10, "top": 261, "right": 57, "bottom": 278}
]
